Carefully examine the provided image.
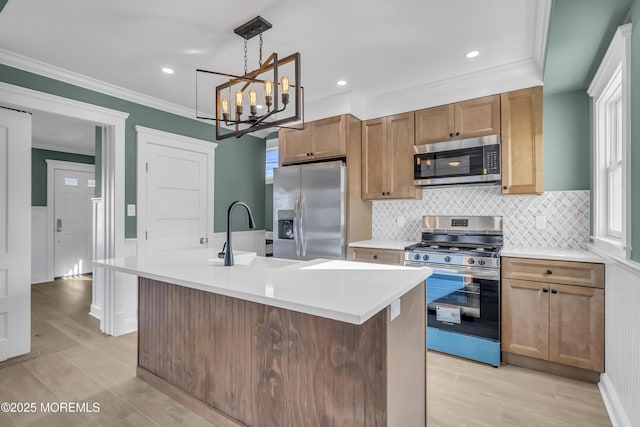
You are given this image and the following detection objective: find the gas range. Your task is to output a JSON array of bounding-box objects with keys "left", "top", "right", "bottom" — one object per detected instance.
[{"left": 404, "top": 215, "right": 503, "bottom": 269}]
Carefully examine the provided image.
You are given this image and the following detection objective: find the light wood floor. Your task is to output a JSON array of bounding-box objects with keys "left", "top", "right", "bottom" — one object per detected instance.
[{"left": 0, "top": 278, "right": 611, "bottom": 426}]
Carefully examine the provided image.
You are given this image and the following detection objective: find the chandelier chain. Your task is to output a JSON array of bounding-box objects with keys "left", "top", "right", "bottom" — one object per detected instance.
[
  {"left": 244, "top": 39, "right": 248, "bottom": 75},
  {"left": 259, "top": 31, "right": 263, "bottom": 67}
]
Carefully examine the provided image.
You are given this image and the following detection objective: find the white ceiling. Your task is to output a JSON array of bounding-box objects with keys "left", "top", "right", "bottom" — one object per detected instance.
[{"left": 0, "top": 0, "right": 549, "bottom": 133}]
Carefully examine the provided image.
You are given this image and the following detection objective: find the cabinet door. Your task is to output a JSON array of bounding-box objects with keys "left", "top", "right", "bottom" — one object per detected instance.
[
  {"left": 351, "top": 247, "right": 404, "bottom": 266},
  {"left": 415, "top": 104, "right": 455, "bottom": 145},
  {"left": 309, "top": 115, "right": 346, "bottom": 160},
  {"left": 549, "top": 284, "right": 604, "bottom": 372},
  {"left": 454, "top": 95, "right": 501, "bottom": 139},
  {"left": 279, "top": 127, "right": 310, "bottom": 165},
  {"left": 361, "top": 118, "right": 387, "bottom": 200},
  {"left": 386, "top": 112, "right": 418, "bottom": 199},
  {"left": 501, "top": 86, "right": 543, "bottom": 195},
  {"left": 501, "top": 278, "right": 549, "bottom": 360}
]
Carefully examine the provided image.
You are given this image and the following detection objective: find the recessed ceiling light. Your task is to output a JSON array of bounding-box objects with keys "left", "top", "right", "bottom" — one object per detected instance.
[
  {"left": 465, "top": 51, "right": 480, "bottom": 59},
  {"left": 337, "top": 80, "right": 347, "bottom": 86},
  {"left": 162, "top": 67, "right": 174, "bottom": 74}
]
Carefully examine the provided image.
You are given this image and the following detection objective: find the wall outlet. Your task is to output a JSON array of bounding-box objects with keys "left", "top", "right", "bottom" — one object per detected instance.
[
  {"left": 390, "top": 299, "right": 401, "bottom": 321},
  {"left": 127, "top": 204, "right": 136, "bottom": 217},
  {"left": 396, "top": 216, "right": 405, "bottom": 227},
  {"left": 535, "top": 215, "right": 546, "bottom": 230}
]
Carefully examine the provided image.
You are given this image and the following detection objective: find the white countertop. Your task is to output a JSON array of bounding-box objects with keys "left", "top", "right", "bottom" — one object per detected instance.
[
  {"left": 501, "top": 246, "right": 604, "bottom": 263},
  {"left": 349, "top": 240, "right": 418, "bottom": 251},
  {"left": 93, "top": 248, "right": 431, "bottom": 325}
]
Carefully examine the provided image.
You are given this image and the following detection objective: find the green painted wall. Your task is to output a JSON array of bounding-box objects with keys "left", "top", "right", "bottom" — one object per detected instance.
[
  {"left": 95, "top": 126, "right": 102, "bottom": 198},
  {"left": 1, "top": 64, "right": 266, "bottom": 236},
  {"left": 31, "top": 148, "right": 95, "bottom": 206},
  {"left": 265, "top": 184, "right": 273, "bottom": 231},
  {"left": 543, "top": 91, "right": 591, "bottom": 191},
  {"left": 630, "top": 0, "right": 640, "bottom": 262},
  {"left": 0, "top": 0, "right": 7, "bottom": 13}
]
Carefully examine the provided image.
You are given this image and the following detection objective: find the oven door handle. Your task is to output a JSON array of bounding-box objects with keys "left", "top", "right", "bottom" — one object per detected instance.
[
  {"left": 432, "top": 267, "right": 499, "bottom": 280},
  {"left": 405, "top": 262, "right": 499, "bottom": 280}
]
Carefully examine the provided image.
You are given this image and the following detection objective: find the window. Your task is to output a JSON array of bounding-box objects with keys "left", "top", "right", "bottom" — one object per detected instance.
[
  {"left": 588, "top": 23, "right": 631, "bottom": 260},
  {"left": 265, "top": 138, "right": 279, "bottom": 184}
]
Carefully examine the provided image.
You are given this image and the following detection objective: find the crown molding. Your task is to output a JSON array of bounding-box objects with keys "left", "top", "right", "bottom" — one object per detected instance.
[
  {"left": 533, "top": 0, "right": 553, "bottom": 78},
  {"left": 0, "top": 48, "right": 198, "bottom": 120}
]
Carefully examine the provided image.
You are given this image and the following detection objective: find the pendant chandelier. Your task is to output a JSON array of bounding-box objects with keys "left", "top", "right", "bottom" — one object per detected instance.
[{"left": 196, "top": 16, "right": 303, "bottom": 140}]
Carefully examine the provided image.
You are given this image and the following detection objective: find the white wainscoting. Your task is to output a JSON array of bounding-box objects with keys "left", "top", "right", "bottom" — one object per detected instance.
[
  {"left": 598, "top": 260, "right": 640, "bottom": 427},
  {"left": 31, "top": 207, "right": 48, "bottom": 284}
]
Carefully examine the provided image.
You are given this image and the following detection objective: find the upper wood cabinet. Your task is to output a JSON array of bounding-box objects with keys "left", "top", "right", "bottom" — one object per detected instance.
[
  {"left": 279, "top": 115, "right": 347, "bottom": 165},
  {"left": 415, "top": 95, "right": 500, "bottom": 145},
  {"left": 501, "top": 86, "right": 543, "bottom": 195},
  {"left": 362, "top": 112, "right": 419, "bottom": 200},
  {"left": 502, "top": 257, "right": 605, "bottom": 373}
]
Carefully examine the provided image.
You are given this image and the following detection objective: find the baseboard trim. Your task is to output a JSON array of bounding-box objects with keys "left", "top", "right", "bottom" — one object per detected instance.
[
  {"left": 599, "top": 373, "right": 633, "bottom": 427},
  {"left": 137, "top": 367, "right": 244, "bottom": 427},
  {"left": 502, "top": 352, "right": 600, "bottom": 383},
  {"left": 89, "top": 304, "right": 102, "bottom": 320}
]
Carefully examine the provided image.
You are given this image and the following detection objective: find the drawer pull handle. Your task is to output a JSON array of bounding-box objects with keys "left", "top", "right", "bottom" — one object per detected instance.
[
  {"left": 551, "top": 289, "right": 558, "bottom": 294},
  {"left": 373, "top": 255, "right": 378, "bottom": 260},
  {"left": 546, "top": 269, "right": 553, "bottom": 275},
  {"left": 542, "top": 288, "right": 549, "bottom": 293}
]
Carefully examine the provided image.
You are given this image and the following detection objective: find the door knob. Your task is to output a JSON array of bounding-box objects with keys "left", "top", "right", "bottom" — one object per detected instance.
[
  {"left": 542, "top": 288, "right": 549, "bottom": 293},
  {"left": 56, "top": 218, "right": 63, "bottom": 232},
  {"left": 546, "top": 269, "right": 553, "bottom": 275},
  {"left": 551, "top": 289, "right": 558, "bottom": 294}
]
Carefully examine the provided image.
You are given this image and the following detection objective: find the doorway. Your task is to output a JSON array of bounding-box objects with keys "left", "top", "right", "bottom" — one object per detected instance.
[
  {"left": 0, "top": 81, "right": 128, "bottom": 361},
  {"left": 50, "top": 161, "right": 96, "bottom": 277}
]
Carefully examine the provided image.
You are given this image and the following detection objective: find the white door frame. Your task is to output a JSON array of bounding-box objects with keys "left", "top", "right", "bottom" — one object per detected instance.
[
  {"left": 46, "top": 160, "right": 96, "bottom": 279},
  {"left": 0, "top": 82, "right": 129, "bottom": 336},
  {"left": 135, "top": 125, "right": 217, "bottom": 257}
]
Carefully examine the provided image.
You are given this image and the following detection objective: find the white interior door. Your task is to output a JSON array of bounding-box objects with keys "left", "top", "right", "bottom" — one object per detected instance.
[
  {"left": 54, "top": 167, "right": 95, "bottom": 277},
  {"left": 141, "top": 136, "right": 213, "bottom": 256},
  {"left": 0, "top": 107, "right": 31, "bottom": 361}
]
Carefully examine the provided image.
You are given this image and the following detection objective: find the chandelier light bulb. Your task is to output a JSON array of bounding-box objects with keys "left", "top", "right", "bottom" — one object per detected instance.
[
  {"left": 221, "top": 98, "right": 229, "bottom": 114},
  {"left": 249, "top": 89, "right": 258, "bottom": 107},
  {"left": 280, "top": 76, "right": 290, "bottom": 95},
  {"left": 264, "top": 80, "right": 273, "bottom": 97},
  {"left": 249, "top": 89, "right": 258, "bottom": 116},
  {"left": 281, "top": 76, "right": 290, "bottom": 105},
  {"left": 235, "top": 90, "right": 243, "bottom": 116}
]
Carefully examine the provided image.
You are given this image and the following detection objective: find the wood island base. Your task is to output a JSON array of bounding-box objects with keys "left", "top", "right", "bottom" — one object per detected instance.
[{"left": 137, "top": 277, "right": 426, "bottom": 427}]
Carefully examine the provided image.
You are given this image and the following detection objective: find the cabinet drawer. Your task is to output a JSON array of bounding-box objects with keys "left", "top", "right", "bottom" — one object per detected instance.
[
  {"left": 502, "top": 257, "right": 604, "bottom": 288},
  {"left": 351, "top": 248, "right": 404, "bottom": 266}
]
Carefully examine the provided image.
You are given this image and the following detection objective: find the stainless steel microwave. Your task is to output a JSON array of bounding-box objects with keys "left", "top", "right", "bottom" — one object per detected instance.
[{"left": 413, "top": 135, "right": 500, "bottom": 187}]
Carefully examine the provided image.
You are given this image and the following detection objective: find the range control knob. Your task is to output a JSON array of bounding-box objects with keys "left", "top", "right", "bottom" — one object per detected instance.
[
  {"left": 444, "top": 256, "right": 451, "bottom": 263},
  {"left": 467, "top": 258, "right": 475, "bottom": 265},
  {"left": 478, "top": 259, "right": 486, "bottom": 266},
  {"left": 422, "top": 254, "right": 430, "bottom": 261},
  {"left": 413, "top": 253, "right": 421, "bottom": 261}
]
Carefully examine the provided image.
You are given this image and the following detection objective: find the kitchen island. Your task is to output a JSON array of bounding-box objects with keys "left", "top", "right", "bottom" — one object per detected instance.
[{"left": 94, "top": 249, "right": 431, "bottom": 427}]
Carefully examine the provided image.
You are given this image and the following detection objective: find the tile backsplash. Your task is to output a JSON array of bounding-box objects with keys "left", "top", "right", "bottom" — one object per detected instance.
[{"left": 372, "top": 186, "right": 590, "bottom": 248}]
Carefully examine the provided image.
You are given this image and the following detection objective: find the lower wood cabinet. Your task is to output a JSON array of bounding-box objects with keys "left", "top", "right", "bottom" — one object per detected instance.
[
  {"left": 351, "top": 247, "right": 404, "bottom": 266},
  {"left": 501, "top": 257, "right": 604, "bottom": 377}
]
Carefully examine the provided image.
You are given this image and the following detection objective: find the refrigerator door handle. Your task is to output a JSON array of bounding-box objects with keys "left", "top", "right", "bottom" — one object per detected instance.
[
  {"left": 300, "top": 195, "right": 307, "bottom": 257},
  {"left": 294, "top": 196, "right": 301, "bottom": 257}
]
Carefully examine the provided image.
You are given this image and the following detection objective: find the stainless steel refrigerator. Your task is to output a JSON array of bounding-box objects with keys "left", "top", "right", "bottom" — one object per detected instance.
[{"left": 273, "top": 160, "right": 346, "bottom": 261}]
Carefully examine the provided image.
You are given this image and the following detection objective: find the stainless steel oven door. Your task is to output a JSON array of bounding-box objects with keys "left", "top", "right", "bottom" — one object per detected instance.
[{"left": 406, "top": 262, "right": 500, "bottom": 341}]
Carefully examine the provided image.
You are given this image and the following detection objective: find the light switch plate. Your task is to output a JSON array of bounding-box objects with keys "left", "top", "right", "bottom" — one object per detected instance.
[
  {"left": 127, "top": 204, "right": 136, "bottom": 217},
  {"left": 535, "top": 215, "right": 546, "bottom": 230},
  {"left": 390, "top": 299, "right": 401, "bottom": 321}
]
